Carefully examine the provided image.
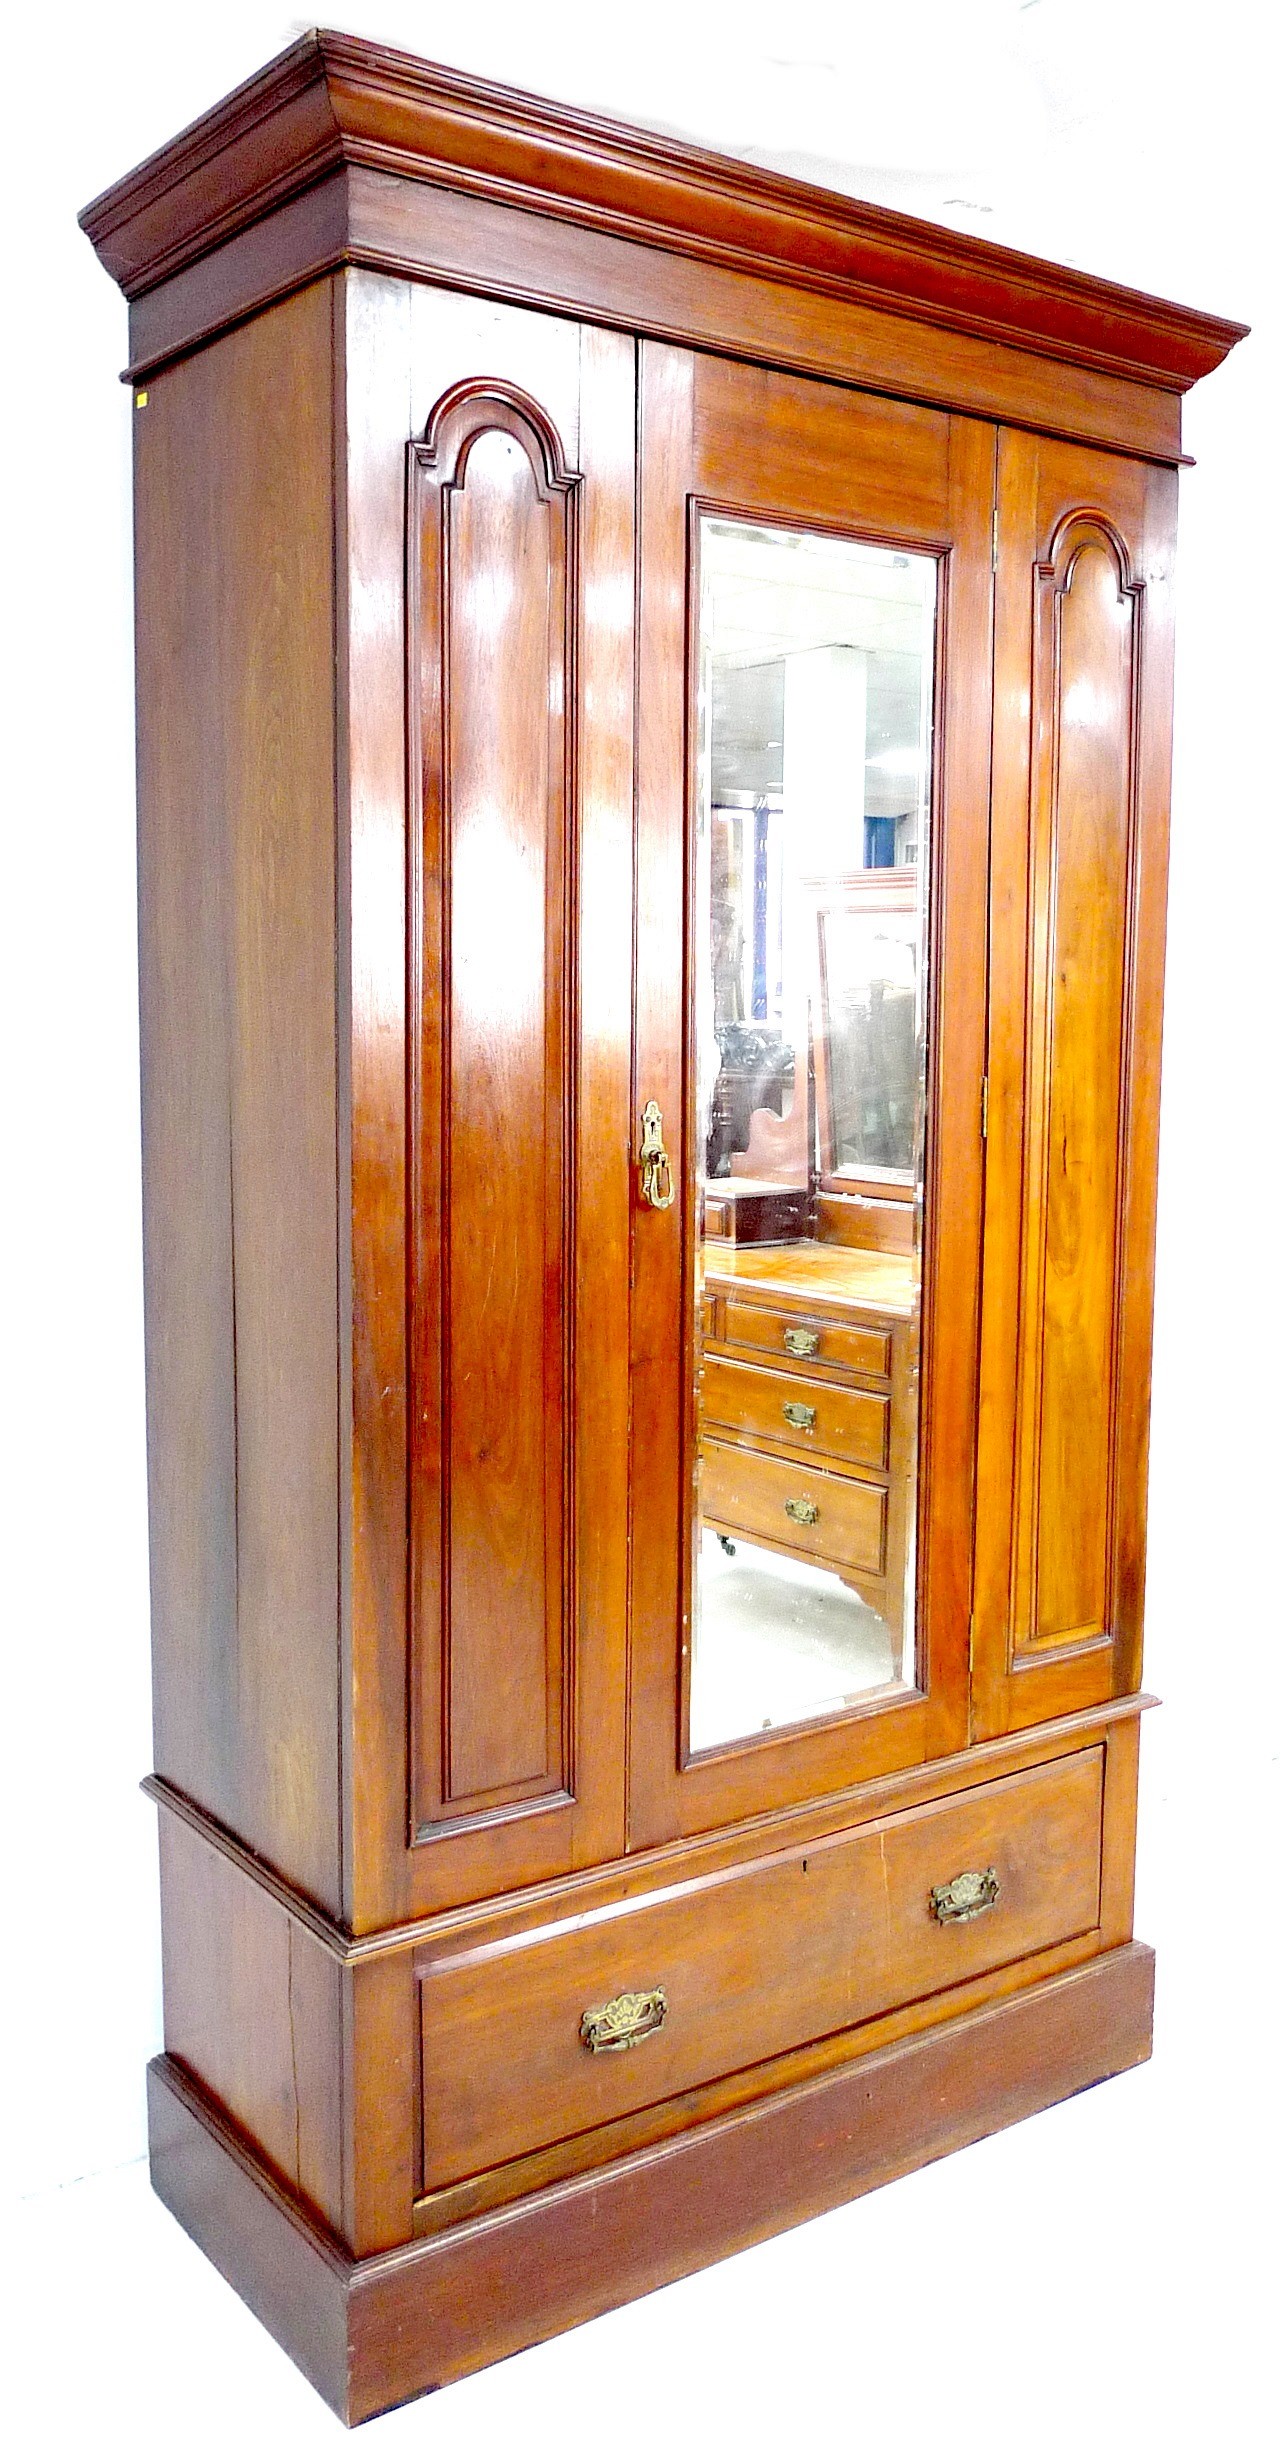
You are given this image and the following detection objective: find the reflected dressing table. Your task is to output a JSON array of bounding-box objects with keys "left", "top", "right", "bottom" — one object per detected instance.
[{"left": 700, "top": 1239, "right": 916, "bottom": 1663}]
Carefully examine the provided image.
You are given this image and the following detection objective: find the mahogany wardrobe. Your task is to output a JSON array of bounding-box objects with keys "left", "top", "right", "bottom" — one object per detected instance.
[{"left": 81, "top": 30, "right": 1244, "bottom": 2424}]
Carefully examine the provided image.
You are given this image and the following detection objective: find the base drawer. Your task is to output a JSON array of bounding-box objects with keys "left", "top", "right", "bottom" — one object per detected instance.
[
  {"left": 701, "top": 1436, "right": 886, "bottom": 1574},
  {"left": 419, "top": 1747, "right": 1104, "bottom": 2188}
]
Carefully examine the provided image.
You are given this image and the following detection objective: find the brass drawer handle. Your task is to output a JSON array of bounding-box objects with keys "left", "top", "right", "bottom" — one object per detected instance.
[
  {"left": 784, "top": 1496, "right": 820, "bottom": 1526},
  {"left": 782, "top": 1399, "right": 817, "bottom": 1430},
  {"left": 580, "top": 1986, "right": 668, "bottom": 2054},
  {"left": 930, "top": 1868, "right": 1000, "bottom": 1925},
  {"left": 638, "top": 1100, "right": 676, "bottom": 1210},
  {"left": 783, "top": 1325, "right": 819, "bottom": 1358}
]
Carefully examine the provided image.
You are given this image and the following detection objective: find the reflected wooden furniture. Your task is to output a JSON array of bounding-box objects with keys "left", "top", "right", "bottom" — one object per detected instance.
[
  {"left": 700, "top": 1240, "right": 916, "bottom": 1661},
  {"left": 80, "top": 26, "right": 1243, "bottom": 2427}
]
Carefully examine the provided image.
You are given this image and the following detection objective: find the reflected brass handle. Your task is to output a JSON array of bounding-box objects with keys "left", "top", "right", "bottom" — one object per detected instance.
[
  {"left": 784, "top": 1496, "right": 820, "bottom": 1526},
  {"left": 638, "top": 1101, "right": 676, "bottom": 1211},
  {"left": 930, "top": 1868, "right": 1000, "bottom": 1925},
  {"left": 580, "top": 1986, "right": 668, "bottom": 2053},
  {"left": 782, "top": 1400, "right": 817, "bottom": 1430},
  {"left": 783, "top": 1326, "right": 820, "bottom": 1358}
]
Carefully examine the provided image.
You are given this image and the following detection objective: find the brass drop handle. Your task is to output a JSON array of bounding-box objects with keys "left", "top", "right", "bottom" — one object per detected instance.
[
  {"left": 782, "top": 1400, "right": 817, "bottom": 1431},
  {"left": 784, "top": 1495, "right": 820, "bottom": 1526},
  {"left": 580, "top": 1986, "right": 668, "bottom": 2053},
  {"left": 930, "top": 1867, "right": 1000, "bottom": 1925},
  {"left": 783, "top": 1325, "right": 819, "bottom": 1358},
  {"left": 638, "top": 1100, "right": 676, "bottom": 1211}
]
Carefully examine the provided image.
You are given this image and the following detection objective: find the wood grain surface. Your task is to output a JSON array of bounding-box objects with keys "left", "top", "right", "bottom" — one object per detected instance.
[
  {"left": 418, "top": 1748, "right": 1103, "bottom": 2187},
  {"left": 148, "top": 1942, "right": 1155, "bottom": 2423},
  {"left": 972, "top": 433, "right": 1179, "bottom": 1735},
  {"left": 408, "top": 384, "right": 576, "bottom": 1830},
  {"left": 82, "top": 31, "right": 1243, "bottom": 439},
  {"left": 87, "top": 34, "right": 1233, "bottom": 2410},
  {"left": 134, "top": 281, "right": 342, "bottom": 1913},
  {"left": 628, "top": 344, "right": 990, "bottom": 1847}
]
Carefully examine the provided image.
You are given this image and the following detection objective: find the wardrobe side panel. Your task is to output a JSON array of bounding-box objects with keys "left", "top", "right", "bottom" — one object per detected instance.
[
  {"left": 158, "top": 1812, "right": 345, "bottom": 2236},
  {"left": 135, "top": 280, "right": 343, "bottom": 1907}
]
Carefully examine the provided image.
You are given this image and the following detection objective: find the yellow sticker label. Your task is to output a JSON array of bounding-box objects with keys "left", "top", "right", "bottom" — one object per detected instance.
[{"left": 135, "top": 389, "right": 149, "bottom": 408}]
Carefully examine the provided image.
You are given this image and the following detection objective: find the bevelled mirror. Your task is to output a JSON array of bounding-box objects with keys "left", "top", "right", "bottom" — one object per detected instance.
[{"left": 690, "top": 515, "right": 936, "bottom": 1755}]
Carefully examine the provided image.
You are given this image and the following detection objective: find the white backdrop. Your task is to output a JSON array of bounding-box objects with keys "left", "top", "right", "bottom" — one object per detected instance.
[{"left": 2, "top": 2, "right": 1277, "bottom": 2442}]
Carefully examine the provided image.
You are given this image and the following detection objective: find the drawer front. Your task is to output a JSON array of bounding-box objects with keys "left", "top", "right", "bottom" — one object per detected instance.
[
  {"left": 722, "top": 1299, "right": 890, "bottom": 1381},
  {"left": 701, "top": 1437, "right": 885, "bottom": 1575},
  {"left": 419, "top": 1748, "right": 1104, "bottom": 2187},
  {"left": 703, "top": 1355, "right": 889, "bottom": 1470}
]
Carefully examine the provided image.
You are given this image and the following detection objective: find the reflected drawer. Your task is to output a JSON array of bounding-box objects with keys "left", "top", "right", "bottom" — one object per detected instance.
[
  {"left": 418, "top": 1748, "right": 1104, "bottom": 2188},
  {"left": 701, "top": 1437, "right": 885, "bottom": 1575},
  {"left": 722, "top": 1298, "right": 890, "bottom": 1380},
  {"left": 703, "top": 1355, "right": 889, "bottom": 1470}
]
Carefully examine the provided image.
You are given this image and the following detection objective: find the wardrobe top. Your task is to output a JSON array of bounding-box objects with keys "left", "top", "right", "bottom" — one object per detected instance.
[{"left": 81, "top": 28, "right": 1244, "bottom": 396}]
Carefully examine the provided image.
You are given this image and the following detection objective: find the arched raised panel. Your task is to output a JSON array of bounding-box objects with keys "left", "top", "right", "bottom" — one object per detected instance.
[
  {"left": 972, "top": 429, "right": 1176, "bottom": 1743},
  {"left": 1014, "top": 518, "right": 1141, "bottom": 1657},
  {"left": 407, "top": 383, "right": 581, "bottom": 1839}
]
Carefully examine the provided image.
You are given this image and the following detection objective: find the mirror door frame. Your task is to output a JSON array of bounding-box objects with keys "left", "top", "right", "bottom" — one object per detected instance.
[{"left": 627, "top": 343, "right": 995, "bottom": 1849}]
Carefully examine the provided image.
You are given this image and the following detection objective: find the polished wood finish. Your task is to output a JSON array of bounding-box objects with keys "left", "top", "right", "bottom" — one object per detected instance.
[
  {"left": 702, "top": 1436, "right": 888, "bottom": 1577},
  {"left": 722, "top": 1295, "right": 893, "bottom": 1375},
  {"left": 700, "top": 1239, "right": 913, "bottom": 1639},
  {"left": 149, "top": 1942, "right": 1155, "bottom": 2423},
  {"left": 408, "top": 380, "right": 577, "bottom": 1834},
  {"left": 145, "top": 1687, "right": 1147, "bottom": 2282},
  {"left": 81, "top": 34, "right": 1240, "bottom": 2422},
  {"left": 417, "top": 1749, "right": 1103, "bottom": 2189},
  {"left": 702, "top": 1354, "right": 889, "bottom": 1471},
  {"left": 148, "top": 2058, "right": 353, "bottom": 2418},
  {"left": 629, "top": 347, "right": 991, "bottom": 1846},
  {"left": 81, "top": 31, "right": 1243, "bottom": 464},
  {"left": 815, "top": 1186, "right": 917, "bottom": 1255},
  {"left": 711, "top": 1236, "right": 915, "bottom": 1318},
  {"left": 145, "top": 1691, "right": 1153, "bottom": 1964},
  {"left": 133, "top": 281, "right": 343, "bottom": 1915},
  {"left": 342, "top": 282, "right": 634, "bottom": 1927},
  {"left": 155, "top": 1785, "right": 418, "bottom": 2257},
  {"left": 972, "top": 435, "right": 1179, "bottom": 1736},
  {"left": 76, "top": 30, "right": 1232, "bottom": 383},
  {"left": 158, "top": 1812, "right": 346, "bottom": 2235},
  {"left": 120, "top": 164, "right": 1201, "bottom": 466}
]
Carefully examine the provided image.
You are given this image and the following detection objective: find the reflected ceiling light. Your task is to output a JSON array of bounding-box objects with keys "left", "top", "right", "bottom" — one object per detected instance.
[{"left": 867, "top": 748, "right": 924, "bottom": 774}]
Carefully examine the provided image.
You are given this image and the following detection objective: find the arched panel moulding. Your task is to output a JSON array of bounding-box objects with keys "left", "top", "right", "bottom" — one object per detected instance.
[
  {"left": 1012, "top": 513, "right": 1144, "bottom": 1662},
  {"left": 407, "top": 382, "right": 581, "bottom": 1840}
]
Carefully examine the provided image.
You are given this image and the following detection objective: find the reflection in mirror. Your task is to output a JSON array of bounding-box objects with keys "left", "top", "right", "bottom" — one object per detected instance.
[
  {"left": 815, "top": 874, "right": 920, "bottom": 1182},
  {"left": 690, "top": 518, "right": 935, "bottom": 1755}
]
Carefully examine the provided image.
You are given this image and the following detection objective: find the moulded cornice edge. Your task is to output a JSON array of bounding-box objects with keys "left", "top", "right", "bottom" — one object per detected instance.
[{"left": 79, "top": 28, "right": 1249, "bottom": 394}]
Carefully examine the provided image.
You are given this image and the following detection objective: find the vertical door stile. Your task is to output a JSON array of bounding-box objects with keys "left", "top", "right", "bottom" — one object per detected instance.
[{"left": 628, "top": 342, "right": 697, "bottom": 1850}]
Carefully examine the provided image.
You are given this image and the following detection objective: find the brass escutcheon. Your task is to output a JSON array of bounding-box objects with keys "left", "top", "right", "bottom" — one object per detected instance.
[
  {"left": 783, "top": 1325, "right": 820, "bottom": 1357},
  {"left": 784, "top": 1495, "right": 820, "bottom": 1526},
  {"left": 930, "top": 1867, "right": 1000, "bottom": 1924},
  {"left": 782, "top": 1399, "right": 817, "bottom": 1430},
  {"left": 580, "top": 1986, "right": 668, "bottom": 2053}
]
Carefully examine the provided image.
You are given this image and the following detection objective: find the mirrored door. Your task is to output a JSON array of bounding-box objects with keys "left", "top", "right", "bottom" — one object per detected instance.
[{"left": 629, "top": 347, "right": 994, "bottom": 1846}]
